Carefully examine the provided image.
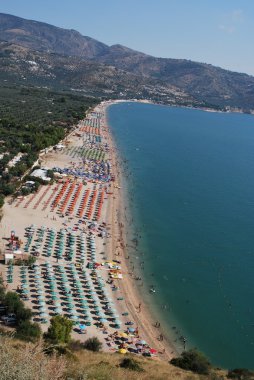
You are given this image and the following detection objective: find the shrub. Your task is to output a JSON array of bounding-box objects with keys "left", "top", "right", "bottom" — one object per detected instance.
[
  {"left": 44, "top": 315, "right": 73, "bottom": 344},
  {"left": 83, "top": 337, "right": 102, "bottom": 352},
  {"left": 119, "top": 357, "right": 143, "bottom": 372},
  {"left": 68, "top": 339, "right": 84, "bottom": 352},
  {"left": 0, "top": 194, "right": 4, "bottom": 208},
  {"left": 227, "top": 368, "right": 254, "bottom": 379},
  {"left": 170, "top": 349, "right": 211, "bottom": 375},
  {"left": 16, "top": 320, "right": 41, "bottom": 342}
]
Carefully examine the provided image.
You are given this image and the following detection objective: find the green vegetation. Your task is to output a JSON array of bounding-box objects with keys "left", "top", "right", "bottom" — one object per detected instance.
[
  {"left": 227, "top": 368, "right": 254, "bottom": 380},
  {"left": 170, "top": 349, "right": 211, "bottom": 375},
  {"left": 3, "top": 291, "right": 32, "bottom": 321},
  {"left": 16, "top": 320, "right": 41, "bottom": 343},
  {"left": 0, "top": 281, "right": 41, "bottom": 342},
  {"left": 83, "top": 336, "right": 102, "bottom": 352},
  {"left": 44, "top": 315, "right": 73, "bottom": 344},
  {"left": 15, "top": 256, "right": 37, "bottom": 266},
  {"left": 0, "top": 84, "right": 98, "bottom": 205},
  {"left": 119, "top": 357, "right": 143, "bottom": 372}
]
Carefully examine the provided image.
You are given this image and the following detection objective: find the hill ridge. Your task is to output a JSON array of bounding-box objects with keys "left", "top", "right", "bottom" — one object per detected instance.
[{"left": 1, "top": 12, "right": 254, "bottom": 111}]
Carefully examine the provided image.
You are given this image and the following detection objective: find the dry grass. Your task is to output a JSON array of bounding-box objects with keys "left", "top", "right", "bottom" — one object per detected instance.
[
  {"left": 66, "top": 350, "right": 226, "bottom": 380},
  {"left": 0, "top": 337, "right": 66, "bottom": 380},
  {"left": 0, "top": 336, "right": 227, "bottom": 380}
]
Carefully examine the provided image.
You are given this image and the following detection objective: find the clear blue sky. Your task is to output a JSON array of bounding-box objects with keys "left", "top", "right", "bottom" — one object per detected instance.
[{"left": 1, "top": 0, "right": 254, "bottom": 75}]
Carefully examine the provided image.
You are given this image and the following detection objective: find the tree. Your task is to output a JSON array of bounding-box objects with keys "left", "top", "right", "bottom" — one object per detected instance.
[
  {"left": 3, "top": 291, "right": 32, "bottom": 322},
  {"left": 44, "top": 315, "right": 73, "bottom": 344},
  {"left": 83, "top": 337, "right": 102, "bottom": 352},
  {"left": 170, "top": 349, "right": 211, "bottom": 375}
]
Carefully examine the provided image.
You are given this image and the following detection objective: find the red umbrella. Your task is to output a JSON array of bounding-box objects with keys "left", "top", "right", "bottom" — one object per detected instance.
[{"left": 150, "top": 348, "right": 157, "bottom": 354}]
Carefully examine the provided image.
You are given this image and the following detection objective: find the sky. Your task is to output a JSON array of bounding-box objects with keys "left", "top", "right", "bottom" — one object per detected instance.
[{"left": 1, "top": 0, "right": 254, "bottom": 75}]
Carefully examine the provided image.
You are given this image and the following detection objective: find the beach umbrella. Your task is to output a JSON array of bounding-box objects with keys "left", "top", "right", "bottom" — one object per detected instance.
[
  {"left": 21, "top": 289, "right": 29, "bottom": 294},
  {"left": 119, "top": 349, "right": 127, "bottom": 354},
  {"left": 137, "top": 340, "right": 146, "bottom": 345},
  {"left": 150, "top": 348, "right": 157, "bottom": 354},
  {"left": 55, "top": 307, "right": 62, "bottom": 314},
  {"left": 99, "top": 318, "right": 107, "bottom": 323},
  {"left": 128, "top": 327, "right": 135, "bottom": 333},
  {"left": 79, "top": 324, "right": 86, "bottom": 331}
]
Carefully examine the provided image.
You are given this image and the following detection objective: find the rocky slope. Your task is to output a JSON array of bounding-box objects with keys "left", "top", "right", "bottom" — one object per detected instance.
[{"left": 1, "top": 12, "right": 254, "bottom": 111}]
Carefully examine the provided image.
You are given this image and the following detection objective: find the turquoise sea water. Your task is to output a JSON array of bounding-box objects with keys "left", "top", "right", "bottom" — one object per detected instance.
[{"left": 107, "top": 102, "right": 254, "bottom": 369}]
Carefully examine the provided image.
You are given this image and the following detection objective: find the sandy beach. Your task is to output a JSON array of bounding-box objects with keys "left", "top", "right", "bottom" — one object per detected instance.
[
  {"left": 103, "top": 101, "right": 177, "bottom": 360},
  {"left": 0, "top": 100, "right": 176, "bottom": 361}
]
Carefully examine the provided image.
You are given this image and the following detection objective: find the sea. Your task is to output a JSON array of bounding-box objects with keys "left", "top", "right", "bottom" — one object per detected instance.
[{"left": 107, "top": 101, "right": 254, "bottom": 369}]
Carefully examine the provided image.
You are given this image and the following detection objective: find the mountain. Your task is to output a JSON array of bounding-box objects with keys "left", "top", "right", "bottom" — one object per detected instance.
[
  {"left": 0, "top": 41, "right": 193, "bottom": 106},
  {"left": 95, "top": 47, "right": 254, "bottom": 110},
  {"left": 0, "top": 12, "right": 254, "bottom": 111},
  {"left": 0, "top": 13, "right": 108, "bottom": 58}
]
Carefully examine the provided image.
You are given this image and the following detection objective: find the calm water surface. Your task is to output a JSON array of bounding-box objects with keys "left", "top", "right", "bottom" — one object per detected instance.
[{"left": 108, "top": 102, "right": 254, "bottom": 368}]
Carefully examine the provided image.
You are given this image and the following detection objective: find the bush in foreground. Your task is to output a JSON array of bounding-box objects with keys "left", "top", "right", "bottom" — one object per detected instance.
[
  {"left": 170, "top": 349, "right": 211, "bottom": 375},
  {"left": 83, "top": 337, "right": 102, "bottom": 352},
  {"left": 119, "top": 357, "right": 143, "bottom": 372},
  {"left": 16, "top": 320, "right": 41, "bottom": 342},
  {"left": 44, "top": 315, "right": 73, "bottom": 344},
  {"left": 227, "top": 368, "right": 254, "bottom": 379}
]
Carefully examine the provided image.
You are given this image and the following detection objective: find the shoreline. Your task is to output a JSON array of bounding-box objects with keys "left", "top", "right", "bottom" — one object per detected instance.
[
  {"left": 0, "top": 98, "right": 178, "bottom": 362},
  {"left": 103, "top": 100, "right": 177, "bottom": 360},
  {"left": 107, "top": 98, "right": 252, "bottom": 116}
]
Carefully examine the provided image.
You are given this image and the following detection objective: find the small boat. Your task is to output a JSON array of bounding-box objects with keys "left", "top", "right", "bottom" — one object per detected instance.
[{"left": 150, "top": 286, "right": 156, "bottom": 294}]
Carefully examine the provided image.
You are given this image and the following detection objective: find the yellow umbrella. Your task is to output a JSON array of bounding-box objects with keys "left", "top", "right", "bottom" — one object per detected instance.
[
  {"left": 119, "top": 332, "right": 128, "bottom": 338},
  {"left": 119, "top": 349, "right": 127, "bottom": 354}
]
